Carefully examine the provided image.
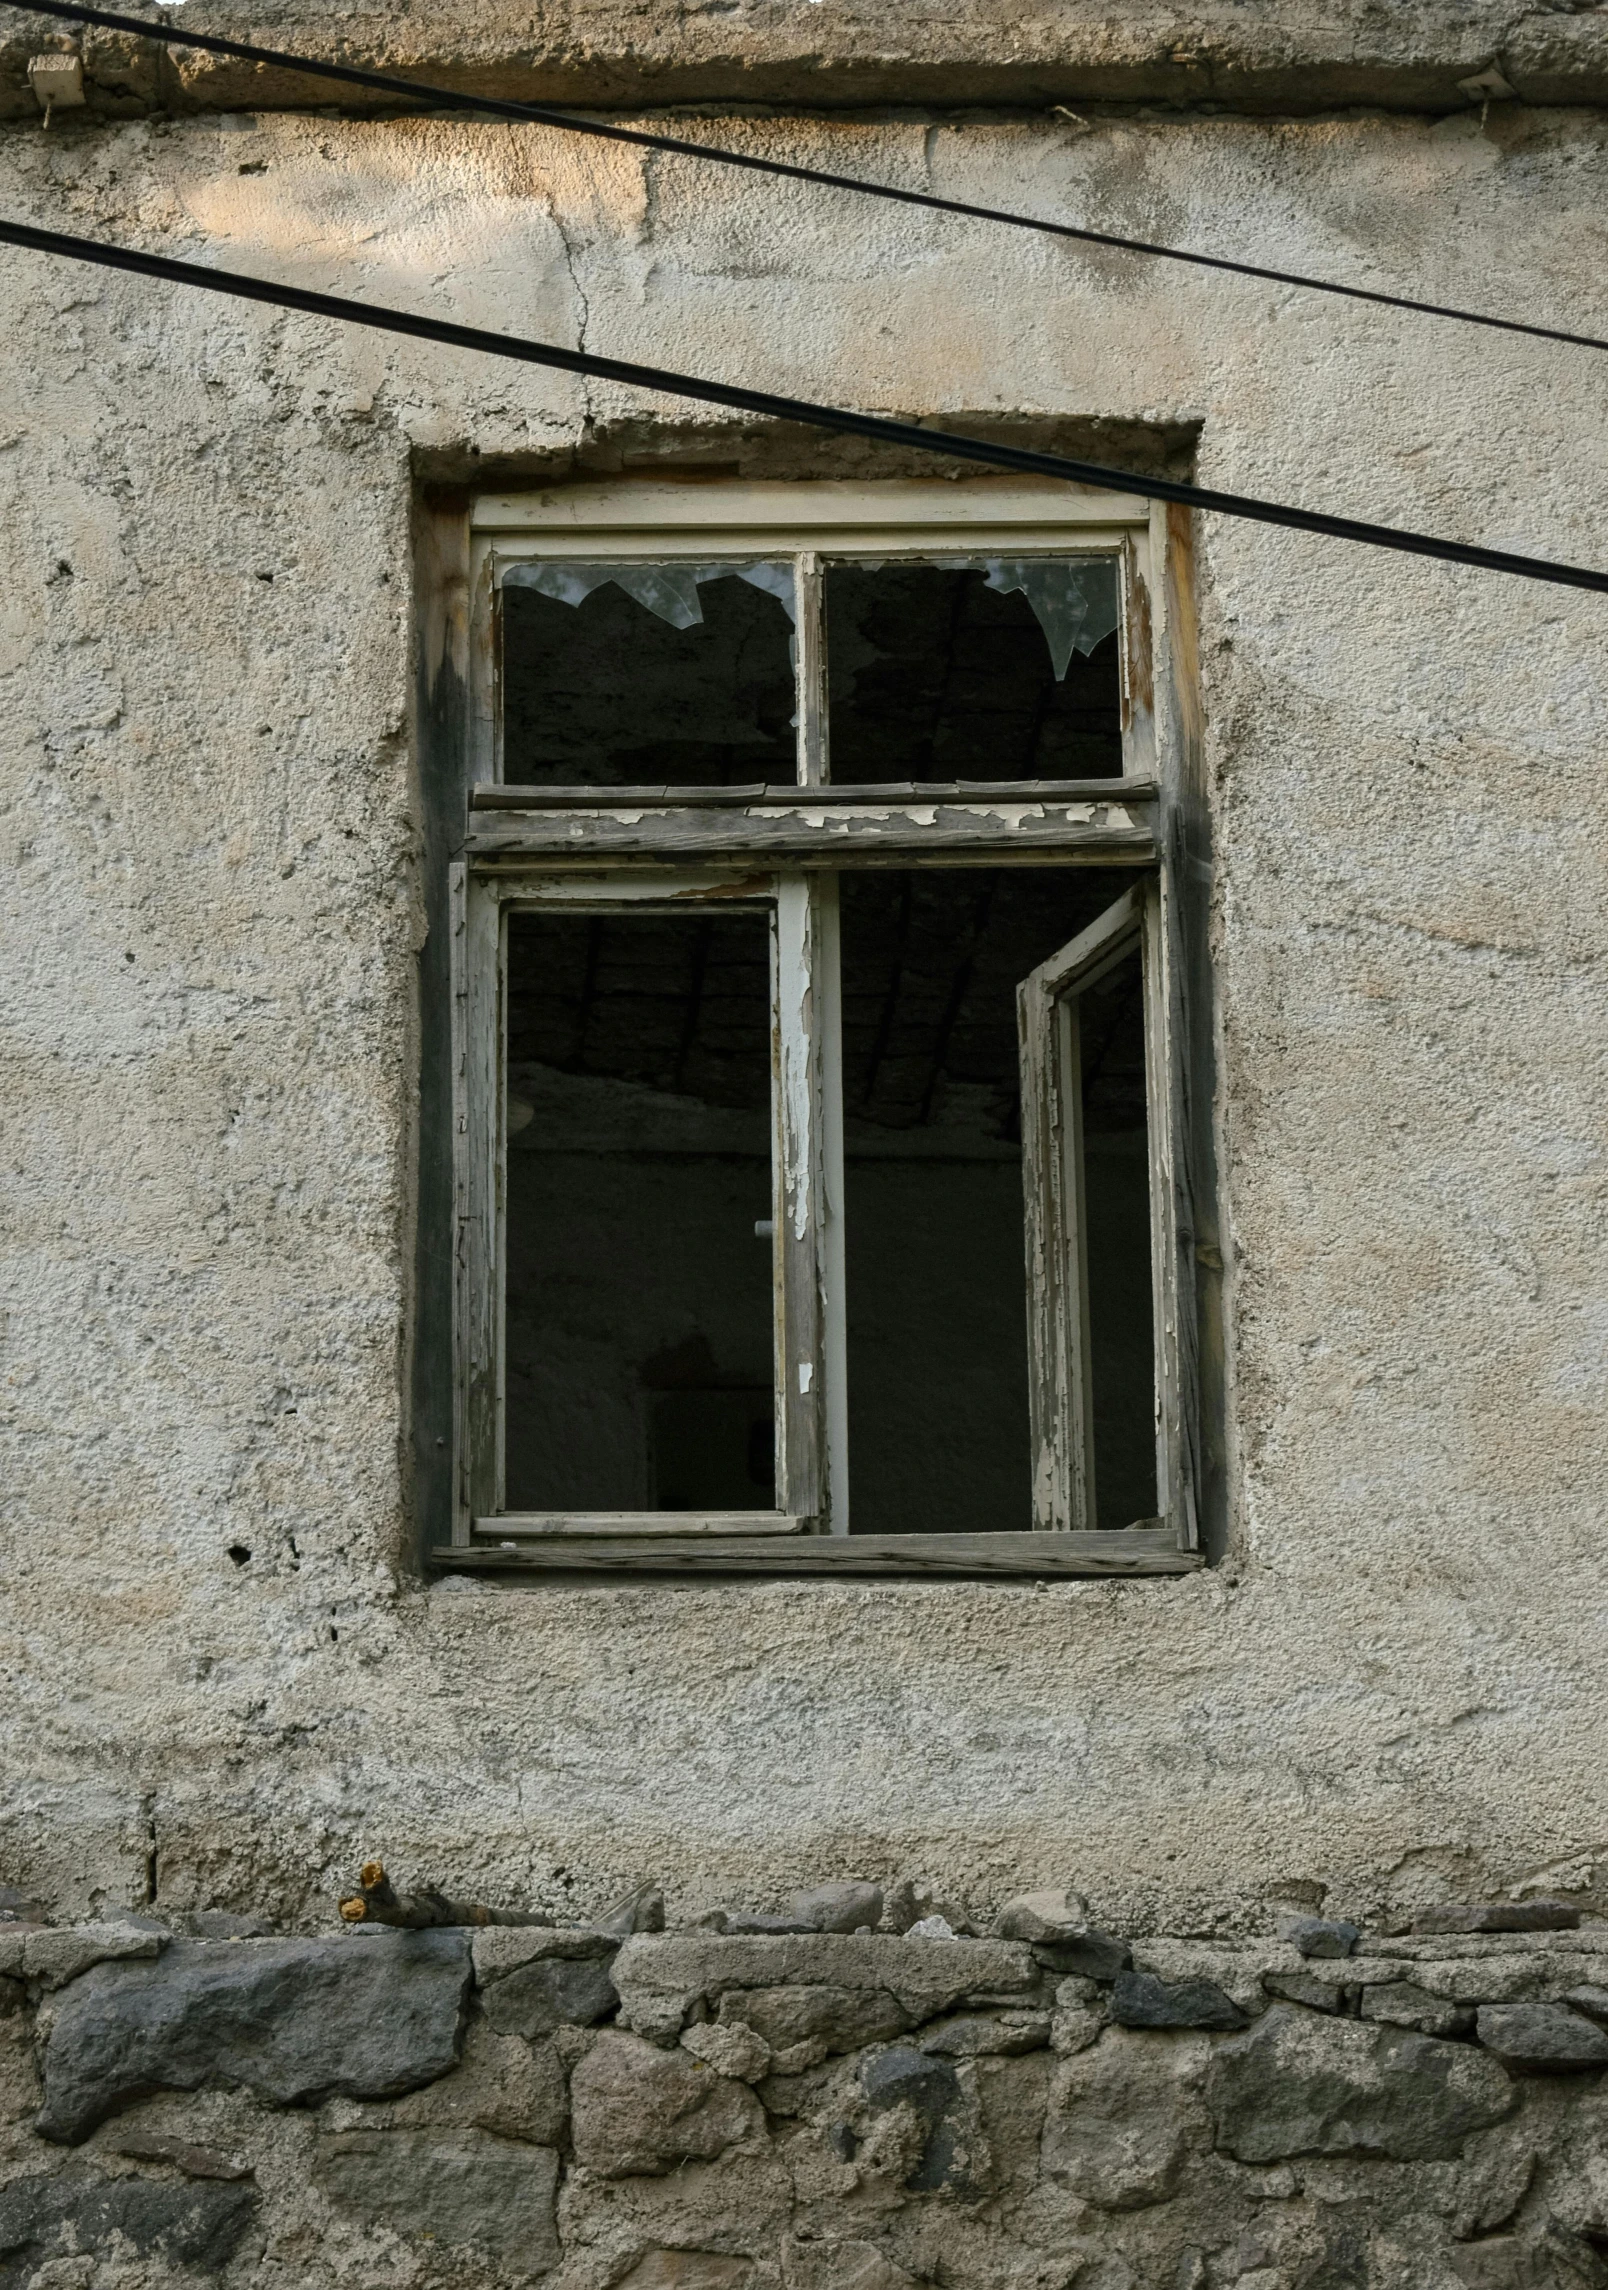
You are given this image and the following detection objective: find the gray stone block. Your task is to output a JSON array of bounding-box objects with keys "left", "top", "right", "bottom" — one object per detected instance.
[
  {"left": 994, "top": 1889, "right": 1090, "bottom": 1944},
  {"left": 473, "top": 1927, "right": 618, "bottom": 1984},
  {"left": 570, "top": 2029, "right": 765, "bottom": 2176},
  {"left": 717, "top": 1984, "right": 911, "bottom": 2056},
  {"left": 1111, "top": 1971, "right": 1247, "bottom": 2031},
  {"left": 1475, "top": 2002, "right": 1608, "bottom": 2071},
  {"left": 1415, "top": 1901, "right": 1582, "bottom": 1935},
  {"left": 1261, "top": 1970, "right": 1344, "bottom": 2013},
  {"left": 1278, "top": 1917, "right": 1360, "bottom": 1959},
  {"left": 861, "top": 2045, "right": 959, "bottom": 2119},
  {"left": 918, "top": 2011, "right": 1050, "bottom": 2056},
  {"left": 1030, "top": 1932, "right": 1132, "bottom": 1983},
  {"left": 613, "top": 1933, "right": 1035, "bottom": 2036},
  {"left": 1208, "top": 2004, "right": 1517, "bottom": 2162},
  {"left": 23, "top": 1925, "right": 166, "bottom": 1990},
  {"left": 36, "top": 1932, "right": 471, "bottom": 2144},
  {"left": 337, "top": 2020, "right": 569, "bottom": 2146},
  {"left": 1565, "top": 1985, "right": 1608, "bottom": 2026},
  {"left": 1360, "top": 1981, "right": 1473, "bottom": 2039},
  {"left": 682, "top": 2018, "right": 773, "bottom": 2081},
  {"left": 859, "top": 2043, "right": 969, "bottom": 2193},
  {"left": 316, "top": 2127, "right": 560, "bottom": 2267},
  {"left": 481, "top": 1953, "right": 619, "bottom": 2039},
  {"left": 790, "top": 1883, "right": 884, "bottom": 1934},
  {"left": 1042, "top": 2028, "right": 1208, "bottom": 2212},
  {"left": 0, "top": 2169, "right": 256, "bottom": 2283}
]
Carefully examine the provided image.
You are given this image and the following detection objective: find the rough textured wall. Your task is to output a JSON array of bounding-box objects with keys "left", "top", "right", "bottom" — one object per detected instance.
[
  {"left": 10, "top": 0, "right": 1608, "bottom": 114},
  {"left": 0, "top": 99, "right": 1605, "bottom": 1932},
  {"left": 6, "top": 1906, "right": 1608, "bottom": 2289}
]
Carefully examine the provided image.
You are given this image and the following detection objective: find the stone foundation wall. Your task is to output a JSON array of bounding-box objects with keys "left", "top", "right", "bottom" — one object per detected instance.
[{"left": 5, "top": 1889, "right": 1608, "bottom": 2290}]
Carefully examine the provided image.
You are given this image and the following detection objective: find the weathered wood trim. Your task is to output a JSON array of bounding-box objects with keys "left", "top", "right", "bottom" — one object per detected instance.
[
  {"left": 464, "top": 802, "right": 1156, "bottom": 865},
  {"left": 775, "top": 878, "right": 829, "bottom": 1527},
  {"left": 468, "top": 532, "right": 499, "bottom": 787},
  {"left": 797, "top": 550, "right": 827, "bottom": 788},
  {"left": 478, "top": 1513, "right": 809, "bottom": 1537},
  {"left": 409, "top": 487, "right": 473, "bottom": 1567},
  {"left": 815, "top": 877, "right": 849, "bottom": 1530},
  {"left": 1152, "top": 502, "right": 1214, "bottom": 1557},
  {"left": 1018, "top": 887, "right": 1146, "bottom": 1534},
  {"left": 451, "top": 865, "right": 503, "bottom": 1543},
  {"left": 1120, "top": 530, "right": 1158, "bottom": 784},
  {"left": 431, "top": 1529, "right": 1202, "bottom": 1578},
  {"left": 472, "top": 479, "right": 1150, "bottom": 536},
  {"left": 1141, "top": 873, "right": 1193, "bottom": 1548},
  {"left": 471, "top": 779, "right": 1156, "bottom": 810}
]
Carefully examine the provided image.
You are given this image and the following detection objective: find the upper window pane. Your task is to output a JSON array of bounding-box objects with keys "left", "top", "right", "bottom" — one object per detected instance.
[
  {"left": 824, "top": 557, "right": 1122, "bottom": 785},
  {"left": 501, "top": 561, "right": 798, "bottom": 788}
]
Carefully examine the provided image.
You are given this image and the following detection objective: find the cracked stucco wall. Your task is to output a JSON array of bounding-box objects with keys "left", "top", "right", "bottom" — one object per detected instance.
[
  {"left": 9, "top": 0, "right": 1608, "bottom": 114},
  {"left": 0, "top": 95, "right": 1605, "bottom": 1934}
]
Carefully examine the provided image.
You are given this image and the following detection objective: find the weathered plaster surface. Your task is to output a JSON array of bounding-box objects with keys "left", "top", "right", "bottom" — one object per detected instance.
[
  {"left": 0, "top": 99, "right": 1604, "bottom": 1932},
  {"left": 10, "top": 0, "right": 1608, "bottom": 115}
]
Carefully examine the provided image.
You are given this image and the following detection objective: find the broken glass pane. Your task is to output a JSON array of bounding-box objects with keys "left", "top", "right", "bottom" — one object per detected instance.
[
  {"left": 501, "top": 561, "right": 797, "bottom": 788},
  {"left": 978, "top": 559, "right": 1120, "bottom": 679},
  {"left": 506, "top": 559, "right": 796, "bottom": 630},
  {"left": 824, "top": 557, "right": 1122, "bottom": 785},
  {"left": 837, "top": 866, "right": 1149, "bottom": 1534},
  {"left": 502, "top": 908, "right": 775, "bottom": 1510}
]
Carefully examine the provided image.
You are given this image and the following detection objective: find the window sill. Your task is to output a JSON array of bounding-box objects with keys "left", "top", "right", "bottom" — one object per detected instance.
[{"left": 431, "top": 1529, "right": 1199, "bottom": 1579}]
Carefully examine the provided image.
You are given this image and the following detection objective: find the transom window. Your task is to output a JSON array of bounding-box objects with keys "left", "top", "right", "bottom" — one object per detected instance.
[{"left": 441, "top": 480, "right": 1206, "bottom": 1578}]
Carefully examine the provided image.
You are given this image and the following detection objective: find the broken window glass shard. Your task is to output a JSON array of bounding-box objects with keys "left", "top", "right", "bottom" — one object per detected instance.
[
  {"left": 504, "top": 559, "right": 796, "bottom": 627},
  {"left": 823, "top": 556, "right": 1122, "bottom": 785},
  {"left": 501, "top": 561, "right": 798, "bottom": 788},
  {"left": 978, "top": 559, "right": 1121, "bottom": 680}
]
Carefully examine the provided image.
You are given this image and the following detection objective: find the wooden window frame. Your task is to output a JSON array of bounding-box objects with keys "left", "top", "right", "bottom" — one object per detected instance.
[{"left": 433, "top": 479, "right": 1212, "bottom": 1581}]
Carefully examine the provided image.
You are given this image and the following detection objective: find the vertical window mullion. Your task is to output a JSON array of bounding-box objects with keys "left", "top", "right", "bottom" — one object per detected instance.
[
  {"left": 796, "top": 551, "right": 827, "bottom": 787},
  {"left": 452, "top": 864, "right": 503, "bottom": 1544},
  {"left": 1143, "top": 874, "right": 1198, "bottom": 1551},
  {"left": 774, "top": 878, "right": 828, "bottom": 1525}
]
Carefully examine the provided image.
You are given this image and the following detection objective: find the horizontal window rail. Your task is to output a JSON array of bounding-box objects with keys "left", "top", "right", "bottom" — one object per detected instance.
[
  {"left": 434, "top": 1529, "right": 1200, "bottom": 1577},
  {"left": 471, "top": 779, "right": 1159, "bottom": 810}
]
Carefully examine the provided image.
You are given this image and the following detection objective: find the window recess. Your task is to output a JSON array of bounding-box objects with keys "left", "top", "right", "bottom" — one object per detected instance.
[{"left": 441, "top": 481, "right": 1206, "bottom": 1579}]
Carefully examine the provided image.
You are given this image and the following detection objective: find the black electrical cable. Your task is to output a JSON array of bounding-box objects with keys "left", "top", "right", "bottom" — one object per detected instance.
[
  {"left": 10, "top": 0, "right": 1608, "bottom": 361},
  {"left": 3, "top": 215, "right": 1604, "bottom": 597}
]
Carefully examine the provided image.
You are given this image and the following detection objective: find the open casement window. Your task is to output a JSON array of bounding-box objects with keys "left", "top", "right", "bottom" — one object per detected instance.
[
  {"left": 441, "top": 480, "right": 1207, "bottom": 1579},
  {"left": 1019, "top": 883, "right": 1188, "bottom": 1539}
]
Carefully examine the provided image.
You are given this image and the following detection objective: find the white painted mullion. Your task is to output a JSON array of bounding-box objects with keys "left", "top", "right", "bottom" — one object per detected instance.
[{"left": 774, "top": 877, "right": 828, "bottom": 1526}]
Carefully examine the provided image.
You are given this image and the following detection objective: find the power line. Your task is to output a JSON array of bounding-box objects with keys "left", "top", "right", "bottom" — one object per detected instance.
[
  {"left": 3, "top": 214, "right": 1604, "bottom": 597},
  {"left": 9, "top": 0, "right": 1608, "bottom": 361}
]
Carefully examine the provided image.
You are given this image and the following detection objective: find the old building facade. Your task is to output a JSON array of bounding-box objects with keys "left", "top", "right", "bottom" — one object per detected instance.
[{"left": 2, "top": 0, "right": 1607, "bottom": 2275}]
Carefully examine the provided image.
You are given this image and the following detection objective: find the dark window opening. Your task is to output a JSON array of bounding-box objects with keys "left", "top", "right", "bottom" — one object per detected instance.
[
  {"left": 839, "top": 867, "right": 1154, "bottom": 1534},
  {"left": 503, "top": 909, "right": 774, "bottom": 1511},
  {"left": 500, "top": 563, "right": 797, "bottom": 788},
  {"left": 824, "top": 559, "right": 1122, "bottom": 786},
  {"left": 1074, "top": 945, "right": 1159, "bottom": 1531}
]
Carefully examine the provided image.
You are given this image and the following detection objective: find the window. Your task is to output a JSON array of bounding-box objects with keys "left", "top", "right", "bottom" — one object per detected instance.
[{"left": 438, "top": 480, "right": 1210, "bottom": 1577}]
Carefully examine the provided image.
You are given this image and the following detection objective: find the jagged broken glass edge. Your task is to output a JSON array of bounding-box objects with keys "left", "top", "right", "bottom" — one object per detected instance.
[{"left": 504, "top": 560, "right": 797, "bottom": 629}]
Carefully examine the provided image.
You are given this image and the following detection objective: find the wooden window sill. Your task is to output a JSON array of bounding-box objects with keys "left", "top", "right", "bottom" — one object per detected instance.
[{"left": 431, "top": 1529, "right": 1199, "bottom": 1578}]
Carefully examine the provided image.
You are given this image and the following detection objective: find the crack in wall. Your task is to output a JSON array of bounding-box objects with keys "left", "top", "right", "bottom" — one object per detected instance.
[{"left": 550, "top": 199, "right": 594, "bottom": 432}]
